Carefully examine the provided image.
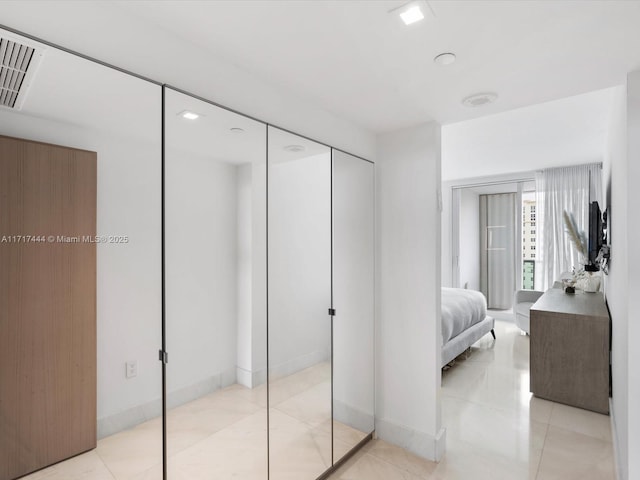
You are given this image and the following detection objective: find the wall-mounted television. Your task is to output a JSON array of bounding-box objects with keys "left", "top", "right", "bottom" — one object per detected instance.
[{"left": 586, "top": 201, "right": 603, "bottom": 271}]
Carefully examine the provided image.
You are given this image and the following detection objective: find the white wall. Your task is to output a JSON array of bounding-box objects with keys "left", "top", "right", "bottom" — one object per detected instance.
[
  {"left": 250, "top": 163, "right": 268, "bottom": 383},
  {"left": 441, "top": 183, "right": 454, "bottom": 288},
  {"left": 237, "top": 164, "right": 253, "bottom": 386},
  {"left": 376, "top": 122, "right": 444, "bottom": 461},
  {"left": 604, "top": 74, "right": 640, "bottom": 480},
  {"left": 236, "top": 161, "right": 267, "bottom": 387},
  {"left": 165, "top": 149, "right": 238, "bottom": 400},
  {"left": 603, "top": 85, "right": 628, "bottom": 480},
  {"left": 625, "top": 72, "right": 640, "bottom": 480},
  {"left": 0, "top": 107, "right": 163, "bottom": 437},
  {"left": 459, "top": 189, "right": 480, "bottom": 290},
  {"left": 268, "top": 154, "right": 332, "bottom": 376}
]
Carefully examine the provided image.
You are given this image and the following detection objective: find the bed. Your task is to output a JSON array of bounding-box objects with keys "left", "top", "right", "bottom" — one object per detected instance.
[{"left": 441, "top": 287, "right": 495, "bottom": 367}]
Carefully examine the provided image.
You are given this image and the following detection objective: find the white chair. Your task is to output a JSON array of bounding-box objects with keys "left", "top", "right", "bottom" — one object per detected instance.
[
  {"left": 514, "top": 290, "right": 544, "bottom": 334},
  {"left": 514, "top": 272, "right": 570, "bottom": 334}
]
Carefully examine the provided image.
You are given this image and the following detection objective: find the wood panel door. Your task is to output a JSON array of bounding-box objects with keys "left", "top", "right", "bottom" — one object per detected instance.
[{"left": 0, "top": 135, "right": 97, "bottom": 480}]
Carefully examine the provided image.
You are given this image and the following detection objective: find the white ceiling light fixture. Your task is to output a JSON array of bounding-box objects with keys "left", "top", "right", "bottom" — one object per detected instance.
[
  {"left": 400, "top": 5, "right": 424, "bottom": 25},
  {"left": 434, "top": 52, "right": 456, "bottom": 66},
  {"left": 389, "top": 1, "right": 434, "bottom": 26},
  {"left": 462, "top": 92, "right": 498, "bottom": 108},
  {"left": 179, "top": 110, "right": 200, "bottom": 120},
  {"left": 283, "top": 144, "right": 306, "bottom": 153}
]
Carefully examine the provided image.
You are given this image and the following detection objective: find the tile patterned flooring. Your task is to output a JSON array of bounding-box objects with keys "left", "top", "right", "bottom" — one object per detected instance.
[
  {"left": 23, "top": 319, "right": 616, "bottom": 480},
  {"left": 330, "top": 318, "right": 617, "bottom": 480},
  {"left": 22, "top": 362, "right": 364, "bottom": 480}
]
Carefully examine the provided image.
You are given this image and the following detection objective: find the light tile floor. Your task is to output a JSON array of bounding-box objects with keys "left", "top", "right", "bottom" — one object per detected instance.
[
  {"left": 22, "top": 319, "right": 616, "bottom": 480},
  {"left": 329, "top": 318, "right": 616, "bottom": 480},
  {"left": 22, "top": 362, "right": 364, "bottom": 480}
]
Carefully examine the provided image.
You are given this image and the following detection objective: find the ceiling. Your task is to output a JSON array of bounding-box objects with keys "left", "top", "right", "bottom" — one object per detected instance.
[
  {"left": 3, "top": 1, "right": 640, "bottom": 135},
  {"left": 0, "top": 32, "right": 332, "bottom": 164},
  {"left": 110, "top": 0, "right": 640, "bottom": 132},
  {"left": 165, "top": 89, "right": 266, "bottom": 164},
  {"left": 2, "top": 1, "right": 639, "bottom": 178},
  {"left": 442, "top": 87, "right": 616, "bottom": 181},
  {"left": 166, "top": 90, "right": 330, "bottom": 163}
]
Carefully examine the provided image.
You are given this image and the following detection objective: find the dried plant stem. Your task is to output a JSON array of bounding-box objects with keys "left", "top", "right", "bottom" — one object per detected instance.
[{"left": 563, "top": 210, "right": 587, "bottom": 259}]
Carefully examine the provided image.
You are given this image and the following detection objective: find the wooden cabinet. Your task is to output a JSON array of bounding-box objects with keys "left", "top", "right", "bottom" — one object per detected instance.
[
  {"left": 0, "top": 135, "right": 97, "bottom": 480},
  {"left": 530, "top": 288, "right": 610, "bottom": 414}
]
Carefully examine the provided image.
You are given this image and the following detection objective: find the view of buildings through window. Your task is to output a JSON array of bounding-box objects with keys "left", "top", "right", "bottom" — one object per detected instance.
[{"left": 522, "top": 192, "right": 536, "bottom": 289}]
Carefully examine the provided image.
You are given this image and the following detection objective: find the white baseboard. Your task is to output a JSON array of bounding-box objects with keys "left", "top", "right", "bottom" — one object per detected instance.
[
  {"left": 375, "top": 418, "right": 447, "bottom": 462},
  {"left": 333, "top": 399, "right": 374, "bottom": 433},
  {"left": 236, "top": 366, "right": 267, "bottom": 388},
  {"left": 98, "top": 352, "right": 329, "bottom": 439},
  {"left": 268, "top": 349, "right": 329, "bottom": 382},
  {"left": 97, "top": 367, "right": 236, "bottom": 439}
]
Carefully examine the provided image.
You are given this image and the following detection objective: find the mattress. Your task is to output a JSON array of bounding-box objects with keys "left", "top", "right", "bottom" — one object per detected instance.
[{"left": 441, "top": 287, "right": 487, "bottom": 343}]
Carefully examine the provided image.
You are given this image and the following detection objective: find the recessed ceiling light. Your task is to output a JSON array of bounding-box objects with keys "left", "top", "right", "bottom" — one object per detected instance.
[
  {"left": 400, "top": 5, "right": 424, "bottom": 25},
  {"left": 434, "top": 52, "right": 456, "bottom": 66},
  {"left": 230, "top": 127, "right": 245, "bottom": 133},
  {"left": 462, "top": 92, "right": 498, "bottom": 108},
  {"left": 179, "top": 110, "right": 200, "bottom": 120},
  {"left": 283, "top": 144, "right": 306, "bottom": 153}
]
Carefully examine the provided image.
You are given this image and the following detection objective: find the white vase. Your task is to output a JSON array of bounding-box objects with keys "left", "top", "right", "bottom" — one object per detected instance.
[{"left": 582, "top": 273, "right": 601, "bottom": 293}]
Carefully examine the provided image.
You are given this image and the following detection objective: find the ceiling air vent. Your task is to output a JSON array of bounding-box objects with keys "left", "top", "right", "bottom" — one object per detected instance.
[{"left": 0, "top": 34, "right": 43, "bottom": 110}]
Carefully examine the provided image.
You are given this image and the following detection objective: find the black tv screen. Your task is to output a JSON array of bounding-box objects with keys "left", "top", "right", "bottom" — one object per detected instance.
[{"left": 587, "top": 201, "right": 603, "bottom": 270}]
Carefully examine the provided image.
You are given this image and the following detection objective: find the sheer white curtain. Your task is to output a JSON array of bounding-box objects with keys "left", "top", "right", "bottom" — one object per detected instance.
[{"left": 535, "top": 163, "right": 602, "bottom": 290}]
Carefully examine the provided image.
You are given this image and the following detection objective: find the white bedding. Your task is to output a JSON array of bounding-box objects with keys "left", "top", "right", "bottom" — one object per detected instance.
[{"left": 441, "top": 288, "right": 487, "bottom": 343}]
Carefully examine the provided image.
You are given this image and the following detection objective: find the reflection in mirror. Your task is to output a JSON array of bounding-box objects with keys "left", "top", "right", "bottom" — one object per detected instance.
[
  {"left": 164, "top": 88, "right": 267, "bottom": 479},
  {"left": 267, "top": 126, "right": 332, "bottom": 479},
  {"left": 0, "top": 29, "right": 162, "bottom": 479},
  {"left": 332, "top": 150, "right": 375, "bottom": 459}
]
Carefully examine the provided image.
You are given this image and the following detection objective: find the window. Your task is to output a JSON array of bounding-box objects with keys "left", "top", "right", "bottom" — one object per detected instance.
[
  {"left": 531, "top": 253, "right": 536, "bottom": 258},
  {"left": 531, "top": 206, "right": 536, "bottom": 212},
  {"left": 531, "top": 229, "right": 535, "bottom": 234},
  {"left": 531, "top": 222, "right": 536, "bottom": 227},
  {"left": 531, "top": 237, "right": 535, "bottom": 243},
  {"left": 523, "top": 259, "right": 535, "bottom": 290},
  {"left": 531, "top": 245, "right": 536, "bottom": 250},
  {"left": 531, "top": 214, "right": 536, "bottom": 221}
]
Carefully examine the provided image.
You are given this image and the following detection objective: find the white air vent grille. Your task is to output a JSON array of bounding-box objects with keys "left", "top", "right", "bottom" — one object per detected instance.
[{"left": 0, "top": 38, "right": 35, "bottom": 108}]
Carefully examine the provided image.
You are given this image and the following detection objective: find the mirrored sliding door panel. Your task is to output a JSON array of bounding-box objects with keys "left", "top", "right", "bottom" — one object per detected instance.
[
  {"left": 165, "top": 88, "right": 267, "bottom": 479},
  {"left": 267, "top": 127, "right": 332, "bottom": 478},
  {"left": 0, "top": 28, "right": 162, "bottom": 480},
  {"left": 332, "top": 150, "right": 375, "bottom": 459}
]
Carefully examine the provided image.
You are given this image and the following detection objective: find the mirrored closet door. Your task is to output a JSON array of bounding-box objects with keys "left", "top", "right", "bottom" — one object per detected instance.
[
  {"left": 0, "top": 28, "right": 163, "bottom": 480},
  {"left": 1, "top": 24, "right": 375, "bottom": 480},
  {"left": 164, "top": 88, "right": 268, "bottom": 479},
  {"left": 332, "top": 150, "right": 375, "bottom": 457},
  {"left": 267, "top": 127, "right": 333, "bottom": 479}
]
